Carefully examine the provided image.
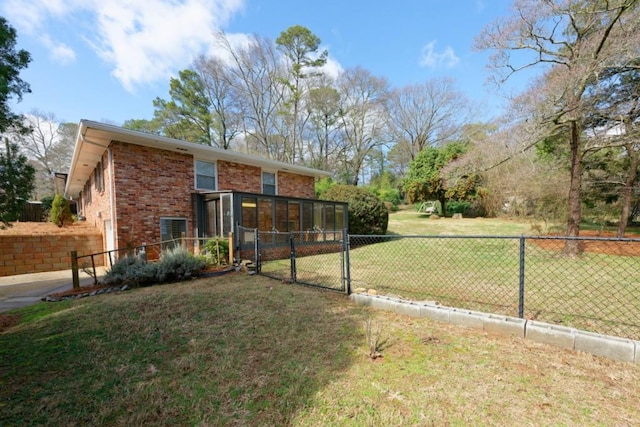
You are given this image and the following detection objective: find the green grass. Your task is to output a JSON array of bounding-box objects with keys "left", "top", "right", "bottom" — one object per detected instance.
[
  {"left": 387, "top": 209, "right": 545, "bottom": 236},
  {"left": 2, "top": 275, "right": 639, "bottom": 425}
]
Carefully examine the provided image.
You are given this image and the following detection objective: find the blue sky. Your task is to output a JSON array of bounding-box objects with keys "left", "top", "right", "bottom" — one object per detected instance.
[{"left": 2, "top": 0, "right": 526, "bottom": 126}]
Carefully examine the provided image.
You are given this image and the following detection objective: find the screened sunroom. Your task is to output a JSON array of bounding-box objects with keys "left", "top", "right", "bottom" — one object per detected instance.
[{"left": 193, "top": 191, "right": 349, "bottom": 249}]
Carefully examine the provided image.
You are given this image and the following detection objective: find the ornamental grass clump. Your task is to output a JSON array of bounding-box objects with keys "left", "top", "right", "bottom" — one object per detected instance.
[
  {"left": 103, "top": 255, "right": 157, "bottom": 287},
  {"left": 103, "top": 246, "right": 205, "bottom": 287},
  {"left": 156, "top": 246, "right": 206, "bottom": 283}
]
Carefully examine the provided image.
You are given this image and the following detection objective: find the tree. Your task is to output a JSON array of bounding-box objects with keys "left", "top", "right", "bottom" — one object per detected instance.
[
  {"left": 49, "top": 193, "right": 72, "bottom": 227},
  {"left": 194, "top": 55, "right": 243, "bottom": 149},
  {"left": 305, "top": 81, "right": 342, "bottom": 171},
  {"left": 9, "top": 111, "right": 75, "bottom": 198},
  {"left": 276, "top": 25, "right": 328, "bottom": 162},
  {"left": 217, "top": 32, "right": 287, "bottom": 160},
  {"left": 583, "top": 62, "right": 640, "bottom": 236},
  {"left": 152, "top": 69, "right": 215, "bottom": 145},
  {"left": 403, "top": 142, "right": 469, "bottom": 216},
  {"left": 0, "top": 138, "right": 35, "bottom": 226},
  {"left": 337, "top": 67, "right": 389, "bottom": 185},
  {"left": 0, "top": 17, "right": 31, "bottom": 135},
  {"left": 385, "top": 78, "right": 471, "bottom": 160},
  {"left": 477, "top": 0, "right": 638, "bottom": 253}
]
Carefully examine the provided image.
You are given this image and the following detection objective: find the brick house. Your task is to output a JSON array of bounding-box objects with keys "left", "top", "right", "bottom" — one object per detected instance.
[{"left": 64, "top": 120, "right": 347, "bottom": 258}]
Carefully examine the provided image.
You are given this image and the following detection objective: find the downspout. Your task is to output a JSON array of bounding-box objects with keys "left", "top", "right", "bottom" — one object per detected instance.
[{"left": 107, "top": 146, "right": 116, "bottom": 253}]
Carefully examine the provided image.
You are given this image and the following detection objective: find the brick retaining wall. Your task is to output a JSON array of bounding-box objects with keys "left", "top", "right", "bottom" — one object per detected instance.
[{"left": 0, "top": 234, "right": 104, "bottom": 277}]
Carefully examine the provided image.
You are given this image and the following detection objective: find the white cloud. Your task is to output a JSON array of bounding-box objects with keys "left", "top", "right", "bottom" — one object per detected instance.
[
  {"left": 40, "top": 35, "right": 76, "bottom": 65},
  {"left": 319, "top": 57, "right": 343, "bottom": 79},
  {"left": 2, "top": 0, "right": 245, "bottom": 92},
  {"left": 419, "top": 41, "right": 460, "bottom": 69}
]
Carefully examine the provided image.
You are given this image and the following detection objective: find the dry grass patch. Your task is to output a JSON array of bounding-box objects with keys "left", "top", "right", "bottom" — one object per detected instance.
[{"left": 1, "top": 273, "right": 639, "bottom": 425}]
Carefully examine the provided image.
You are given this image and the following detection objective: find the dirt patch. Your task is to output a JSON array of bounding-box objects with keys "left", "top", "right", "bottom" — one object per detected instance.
[
  {"left": 0, "top": 221, "right": 100, "bottom": 236},
  {"left": 532, "top": 230, "right": 640, "bottom": 256},
  {"left": 0, "top": 314, "right": 21, "bottom": 332}
]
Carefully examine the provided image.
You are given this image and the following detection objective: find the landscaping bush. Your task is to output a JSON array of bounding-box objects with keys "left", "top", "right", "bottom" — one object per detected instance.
[
  {"left": 156, "top": 246, "right": 206, "bottom": 283},
  {"left": 446, "top": 200, "right": 472, "bottom": 215},
  {"left": 322, "top": 185, "right": 388, "bottom": 235},
  {"left": 49, "top": 194, "right": 73, "bottom": 227},
  {"left": 202, "top": 238, "right": 229, "bottom": 266},
  {"left": 103, "top": 246, "right": 205, "bottom": 287},
  {"left": 103, "top": 255, "right": 157, "bottom": 287},
  {"left": 40, "top": 195, "right": 54, "bottom": 221},
  {"left": 375, "top": 188, "right": 401, "bottom": 212}
]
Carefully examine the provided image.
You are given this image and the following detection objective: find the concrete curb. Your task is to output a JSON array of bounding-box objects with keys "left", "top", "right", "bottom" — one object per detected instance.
[{"left": 349, "top": 293, "right": 639, "bottom": 364}]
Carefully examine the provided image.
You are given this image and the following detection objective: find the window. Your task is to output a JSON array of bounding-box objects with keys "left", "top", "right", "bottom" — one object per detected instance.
[
  {"left": 262, "top": 171, "right": 276, "bottom": 195},
  {"left": 160, "top": 217, "right": 187, "bottom": 250},
  {"left": 196, "top": 160, "right": 216, "bottom": 191},
  {"left": 94, "top": 160, "right": 104, "bottom": 192}
]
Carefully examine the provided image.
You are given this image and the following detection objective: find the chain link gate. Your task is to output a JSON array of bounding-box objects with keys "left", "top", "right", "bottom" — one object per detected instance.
[{"left": 237, "top": 226, "right": 349, "bottom": 292}]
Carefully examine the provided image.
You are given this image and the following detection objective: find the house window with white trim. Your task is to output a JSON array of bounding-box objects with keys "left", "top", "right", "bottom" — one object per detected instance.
[
  {"left": 195, "top": 160, "right": 216, "bottom": 191},
  {"left": 262, "top": 171, "right": 276, "bottom": 195}
]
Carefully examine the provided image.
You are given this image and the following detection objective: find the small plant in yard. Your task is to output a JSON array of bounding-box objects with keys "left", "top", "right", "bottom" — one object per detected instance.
[
  {"left": 49, "top": 194, "right": 73, "bottom": 227},
  {"left": 364, "top": 317, "right": 384, "bottom": 360},
  {"left": 202, "top": 237, "right": 229, "bottom": 266}
]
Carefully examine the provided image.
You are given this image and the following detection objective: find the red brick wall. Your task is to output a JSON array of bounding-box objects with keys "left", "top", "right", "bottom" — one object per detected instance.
[
  {"left": 78, "top": 151, "right": 111, "bottom": 246},
  {"left": 110, "top": 142, "right": 194, "bottom": 248},
  {"left": 217, "top": 160, "right": 262, "bottom": 192},
  {"left": 76, "top": 144, "right": 320, "bottom": 253},
  {"left": 0, "top": 234, "right": 103, "bottom": 276},
  {"left": 277, "top": 172, "right": 316, "bottom": 199}
]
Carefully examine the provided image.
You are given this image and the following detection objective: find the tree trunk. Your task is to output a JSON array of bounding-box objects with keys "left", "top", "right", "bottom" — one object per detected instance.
[
  {"left": 618, "top": 143, "right": 639, "bottom": 238},
  {"left": 439, "top": 196, "right": 447, "bottom": 217},
  {"left": 565, "top": 121, "right": 583, "bottom": 256}
]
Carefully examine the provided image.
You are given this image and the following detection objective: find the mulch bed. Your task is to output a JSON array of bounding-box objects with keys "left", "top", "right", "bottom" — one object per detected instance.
[{"left": 531, "top": 230, "right": 640, "bottom": 256}]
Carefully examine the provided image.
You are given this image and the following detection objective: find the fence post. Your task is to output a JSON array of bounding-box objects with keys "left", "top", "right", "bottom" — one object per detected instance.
[
  {"left": 518, "top": 236, "right": 526, "bottom": 318},
  {"left": 290, "top": 233, "right": 297, "bottom": 283},
  {"left": 344, "top": 229, "right": 351, "bottom": 295},
  {"left": 181, "top": 232, "right": 187, "bottom": 250},
  {"left": 254, "top": 229, "right": 260, "bottom": 273},
  {"left": 90, "top": 254, "right": 97, "bottom": 285},
  {"left": 228, "top": 232, "right": 234, "bottom": 265},
  {"left": 71, "top": 250, "right": 80, "bottom": 289}
]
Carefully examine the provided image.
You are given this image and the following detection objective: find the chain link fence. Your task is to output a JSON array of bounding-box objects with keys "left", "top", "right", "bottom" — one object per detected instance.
[
  {"left": 238, "top": 227, "right": 640, "bottom": 340},
  {"left": 237, "top": 227, "right": 347, "bottom": 292},
  {"left": 348, "top": 235, "right": 640, "bottom": 340}
]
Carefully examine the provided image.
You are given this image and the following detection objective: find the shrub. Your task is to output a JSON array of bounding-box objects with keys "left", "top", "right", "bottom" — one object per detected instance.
[
  {"left": 446, "top": 201, "right": 472, "bottom": 215},
  {"left": 377, "top": 188, "right": 401, "bottom": 211},
  {"left": 49, "top": 194, "right": 73, "bottom": 227},
  {"left": 202, "top": 238, "right": 229, "bottom": 266},
  {"left": 315, "top": 177, "right": 335, "bottom": 198},
  {"left": 322, "top": 185, "right": 388, "bottom": 235},
  {"left": 103, "top": 255, "right": 157, "bottom": 287},
  {"left": 156, "top": 246, "right": 206, "bottom": 283},
  {"left": 40, "top": 196, "right": 54, "bottom": 221}
]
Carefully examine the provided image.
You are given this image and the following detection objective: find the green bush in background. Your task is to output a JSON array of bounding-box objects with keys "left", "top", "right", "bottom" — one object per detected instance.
[{"left": 321, "top": 184, "right": 388, "bottom": 235}]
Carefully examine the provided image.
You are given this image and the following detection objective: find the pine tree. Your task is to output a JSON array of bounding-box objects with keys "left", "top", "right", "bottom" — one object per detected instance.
[{"left": 0, "top": 138, "right": 35, "bottom": 226}]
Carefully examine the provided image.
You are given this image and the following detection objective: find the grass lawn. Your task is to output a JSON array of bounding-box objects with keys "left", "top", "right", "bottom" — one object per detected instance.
[
  {"left": 1, "top": 273, "right": 639, "bottom": 425},
  {"left": 387, "top": 208, "right": 546, "bottom": 236}
]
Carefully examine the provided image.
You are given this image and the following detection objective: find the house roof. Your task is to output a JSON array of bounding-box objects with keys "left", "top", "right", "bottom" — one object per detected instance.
[{"left": 64, "top": 120, "right": 331, "bottom": 199}]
